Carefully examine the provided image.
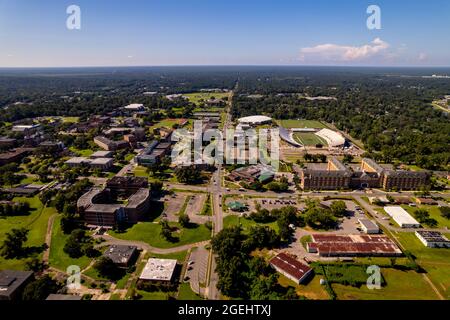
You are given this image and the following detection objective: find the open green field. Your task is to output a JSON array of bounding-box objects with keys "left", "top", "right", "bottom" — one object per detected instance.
[
  {"left": 332, "top": 268, "right": 440, "bottom": 300},
  {"left": 0, "top": 197, "right": 56, "bottom": 270},
  {"left": 401, "top": 205, "right": 450, "bottom": 229},
  {"left": 110, "top": 222, "right": 211, "bottom": 249},
  {"left": 391, "top": 231, "right": 450, "bottom": 299},
  {"left": 150, "top": 118, "right": 188, "bottom": 130},
  {"left": 278, "top": 274, "right": 330, "bottom": 300},
  {"left": 69, "top": 146, "right": 95, "bottom": 157},
  {"left": 48, "top": 215, "right": 92, "bottom": 271},
  {"left": 293, "top": 132, "right": 328, "bottom": 146},
  {"left": 183, "top": 92, "right": 229, "bottom": 105},
  {"left": 223, "top": 215, "right": 279, "bottom": 232},
  {"left": 277, "top": 119, "right": 327, "bottom": 129}
]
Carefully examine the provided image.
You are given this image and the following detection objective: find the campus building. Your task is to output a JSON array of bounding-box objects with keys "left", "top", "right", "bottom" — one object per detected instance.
[
  {"left": 0, "top": 270, "right": 34, "bottom": 301},
  {"left": 139, "top": 258, "right": 178, "bottom": 284},
  {"left": 269, "top": 253, "right": 312, "bottom": 284},
  {"left": 415, "top": 231, "right": 450, "bottom": 248},
  {"left": 384, "top": 206, "right": 421, "bottom": 228},
  {"left": 299, "top": 158, "right": 430, "bottom": 191},
  {"left": 103, "top": 245, "right": 139, "bottom": 268},
  {"left": 77, "top": 177, "right": 150, "bottom": 228},
  {"left": 307, "top": 234, "right": 402, "bottom": 257}
]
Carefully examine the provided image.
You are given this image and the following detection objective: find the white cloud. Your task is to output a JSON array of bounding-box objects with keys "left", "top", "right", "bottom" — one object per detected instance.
[
  {"left": 299, "top": 38, "right": 390, "bottom": 62},
  {"left": 418, "top": 52, "right": 428, "bottom": 62}
]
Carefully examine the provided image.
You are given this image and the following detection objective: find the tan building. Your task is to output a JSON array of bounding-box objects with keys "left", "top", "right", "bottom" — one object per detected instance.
[{"left": 300, "top": 158, "right": 429, "bottom": 191}]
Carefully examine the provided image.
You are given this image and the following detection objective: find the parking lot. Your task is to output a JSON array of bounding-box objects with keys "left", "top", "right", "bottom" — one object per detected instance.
[
  {"left": 320, "top": 199, "right": 367, "bottom": 234},
  {"left": 185, "top": 246, "right": 209, "bottom": 297},
  {"left": 161, "top": 193, "right": 188, "bottom": 222}
]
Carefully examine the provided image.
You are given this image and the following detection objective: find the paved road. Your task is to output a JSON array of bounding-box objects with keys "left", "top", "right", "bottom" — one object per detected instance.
[{"left": 95, "top": 234, "right": 210, "bottom": 254}]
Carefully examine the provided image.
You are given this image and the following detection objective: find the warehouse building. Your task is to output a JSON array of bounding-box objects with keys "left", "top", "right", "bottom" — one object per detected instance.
[
  {"left": 269, "top": 253, "right": 312, "bottom": 284},
  {"left": 415, "top": 231, "right": 450, "bottom": 248},
  {"left": 307, "top": 234, "right": 402, "bottom": 257},
  {"left": 384, "top": 206, "right": 421, "bottom": 228},
  {"left": 358, "top": 219, "right": 380, "bottom": 234}
]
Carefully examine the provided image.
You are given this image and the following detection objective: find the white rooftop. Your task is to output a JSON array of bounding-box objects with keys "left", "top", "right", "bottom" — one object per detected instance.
[
  {"left": 238, "top": 115, "right": 272, "bottom": 124},
  {"left": 124, "top": 103, "right": 144, "bottom": 110},
  {"left": 384, "top": 206, "right": 420, "bottom": 227},
  {"left": 90, "top": 158, "right": 113, "bottom": 165},
  {"left": 140, "top": 258, "right": 177, "bottom": 281}
]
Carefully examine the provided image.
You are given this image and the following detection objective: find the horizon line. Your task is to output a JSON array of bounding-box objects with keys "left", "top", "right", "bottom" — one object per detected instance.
[{"left": 1, "top": 64, "right": 450, "bottom": 70}]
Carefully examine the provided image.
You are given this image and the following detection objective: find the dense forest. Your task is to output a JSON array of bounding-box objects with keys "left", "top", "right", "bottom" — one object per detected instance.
[{"left": 0, "top": 66, "right": 449, "bottom": 170}]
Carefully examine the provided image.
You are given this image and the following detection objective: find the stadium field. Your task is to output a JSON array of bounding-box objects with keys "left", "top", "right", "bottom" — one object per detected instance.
[{"left": 293, "top": 132, "right": 327, "bottom": 146}]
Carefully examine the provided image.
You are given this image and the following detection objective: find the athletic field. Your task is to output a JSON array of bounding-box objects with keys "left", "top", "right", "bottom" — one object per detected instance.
[{"left": 293, "top": 132, "right": 328, "bottom": 146}]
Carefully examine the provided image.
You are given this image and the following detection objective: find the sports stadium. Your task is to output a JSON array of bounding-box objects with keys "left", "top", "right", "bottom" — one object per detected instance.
[{"left": 278, "top": 120, "right": 346, "bottom": 148}]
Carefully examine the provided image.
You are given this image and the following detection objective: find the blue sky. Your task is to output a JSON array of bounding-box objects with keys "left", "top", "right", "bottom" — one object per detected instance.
[{"left": 0, "top": 0, "right": 449, "bottom": 67}]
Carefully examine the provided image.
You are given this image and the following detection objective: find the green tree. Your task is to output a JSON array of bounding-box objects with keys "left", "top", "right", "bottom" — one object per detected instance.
[
  {"left": 0, "top": 228, "right": 29, "bottom": 259},
  {"left": 178, "top": 213, "right": 190, "bottom": 228},
  {"left": 94, "top": 256, "right": 121, "bottom": 280},
  {"left": 22, "top": 275, "right": 61, "bottom": 301}
]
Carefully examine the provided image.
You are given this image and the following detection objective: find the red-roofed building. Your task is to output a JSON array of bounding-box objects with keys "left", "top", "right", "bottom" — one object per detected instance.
[{"left": 269, "top": 253, "right": 312, "bottom": 284}]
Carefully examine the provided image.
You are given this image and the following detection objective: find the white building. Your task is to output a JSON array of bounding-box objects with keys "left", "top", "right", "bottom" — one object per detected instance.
[
  {"left": 237, "top": 115, "right": 272, "bottom": 126},
  {"left": 358, "top": 219, "right": 380, "bottom": 234},
  {"left": 139, "top": 258, "right": 177, "bottom": 283},
  {"left": 124, "top": 103, "right": 145, "bottom": 111},
  {"left": 384, "top": 206, "right": 421, "bottom": 228},
  {"left": 415, "top": 231, "right": 450, "bottom": 248}
]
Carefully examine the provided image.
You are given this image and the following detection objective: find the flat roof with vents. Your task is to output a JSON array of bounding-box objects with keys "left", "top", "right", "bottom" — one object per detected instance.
[{"left": 139, "top": 258, "right": 177, "bottom": 282}]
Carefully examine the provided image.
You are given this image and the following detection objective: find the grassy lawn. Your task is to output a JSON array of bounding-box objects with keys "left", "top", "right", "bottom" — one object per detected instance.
[
  {"left": 147, "top": 250, "right": 189, "bottom": 263},
  {"left": 277, "top": 119, "right": 327, "bottom": 129},
  {"left": 178, "top": 283, "right": 203, "bottom": 300},
  {"left": 62, "top": 116, "right": 80, "bottom": 123},
  {"left": 48, "top": 215, "right": 92, "bottom": 271},
  {"left": 136, "top": 290, "right": 174, "bottom": 300},
  {"left": 401, "top": 205, "right": 450, "bottom": 229},
  {"left": 150, "top": 119, "right": 187, "bottom": 130},
  {"left": 332, "top": 268, "right": 440, "bottom": 300},
  {"left": 391, "top": 231, "right": 450, "bottom": 299},
  {"left": 19, "top": 176, "right": 44, "bottom": 185},
  {"left": 278, "top": 274, "right": 330, "bottom": 300},
  {"left": 0, "top": 196, "right": 56, "bottom": 270},
  {"left": 110, "top": 222, "right": 211, "bottom": 249},
  {"left": 223, "top": 215, "right": 279, "bottom": 233},
  {"left": 69, "top": 146, "right": 94, "bottom": 157},
  {"left": 293, "top": 132, "right": 328, "bottom": 146},
  {"left": 134, "top": 166, "right": 148, "bottom": 178},
  {"left": 183, "top": 92, "right": 229, "bottom": 105}
]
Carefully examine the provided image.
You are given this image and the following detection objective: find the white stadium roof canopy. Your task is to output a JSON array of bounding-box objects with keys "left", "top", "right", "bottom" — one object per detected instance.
[
  {"left": 237, "top": 115, "right": 273, "bottom": 124},
  {"left": 315, "top": 128, "right": 346, "bottom": 147}
]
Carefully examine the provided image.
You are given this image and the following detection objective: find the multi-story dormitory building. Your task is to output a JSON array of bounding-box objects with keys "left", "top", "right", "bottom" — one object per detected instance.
[
  {"left": 77, "top": 177, "right": 150, "bottom": 228},
  {"left": 299, "top": 157, "right": 429, "bottom": 191}
]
